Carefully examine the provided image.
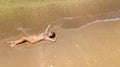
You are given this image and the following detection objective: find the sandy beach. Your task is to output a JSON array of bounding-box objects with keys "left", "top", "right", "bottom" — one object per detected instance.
[{"left": 0, "top": 0, "right": 120, "bottom": 67}]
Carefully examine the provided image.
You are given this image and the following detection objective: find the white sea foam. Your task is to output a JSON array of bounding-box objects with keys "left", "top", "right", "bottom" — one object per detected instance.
[
  {"left": 63, "top": 17, "right": 74, "bottom": 19},
  {"left": 64, "top": 17, "right": 120, "bottom": 30},
  {"left": 93, "top": 18, "right": 120, "bottom": 23}
]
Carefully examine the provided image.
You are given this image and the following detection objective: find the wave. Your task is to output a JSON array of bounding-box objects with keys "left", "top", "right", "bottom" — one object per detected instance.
[
  {"left": 93, "top": 18, "right": 120, "bottom": 23},
  {"left": 64, "top": 17, "right": 120, "bottom": 30}
]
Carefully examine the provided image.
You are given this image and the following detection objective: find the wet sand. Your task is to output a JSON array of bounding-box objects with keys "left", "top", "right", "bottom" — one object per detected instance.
[
  {"left": 0, "top": 0, "right": 120, "bottom": 67},
  {"left": 0, "top": 20, "right": 120, "bottom": 67}
]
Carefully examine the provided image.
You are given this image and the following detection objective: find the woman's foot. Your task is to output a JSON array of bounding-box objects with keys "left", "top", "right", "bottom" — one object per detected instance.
[{"left": 8, "top": 41, "right": 16, "bottom": 47}]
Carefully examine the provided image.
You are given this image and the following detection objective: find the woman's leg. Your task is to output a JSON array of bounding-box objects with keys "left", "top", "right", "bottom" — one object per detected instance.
[
  {"left": 9, "top": 36, "right": 37, "bottom": 47},
  {"left": 21, "top": 36, "right": 37, "bottom": 44},
  {"left": 14, "top": 37, "right": 27, "bottom": 44},
  {"left": 8, "top": 37, "right": 27, "bottom": 47}
]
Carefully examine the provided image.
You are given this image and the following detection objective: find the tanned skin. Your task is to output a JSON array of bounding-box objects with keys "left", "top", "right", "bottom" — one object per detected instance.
[{"left": 8, "top": 24, "right": 57, "bottom": 47}]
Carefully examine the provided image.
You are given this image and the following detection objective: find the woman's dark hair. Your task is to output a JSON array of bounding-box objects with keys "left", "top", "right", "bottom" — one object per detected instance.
[{"left": 49, "top": 32, "right": 56, "bottom": 38}]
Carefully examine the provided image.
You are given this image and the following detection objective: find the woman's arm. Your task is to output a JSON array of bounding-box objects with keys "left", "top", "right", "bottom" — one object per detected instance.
[
  {"left": 45, "top": 24, "right": 51, "bottom": 34},
  {"left": 45, "top": 34, "right": 57, "bottom": 42}
]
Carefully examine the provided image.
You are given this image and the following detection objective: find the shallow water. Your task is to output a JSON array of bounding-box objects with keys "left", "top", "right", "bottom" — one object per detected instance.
[{"left": 0, "top": 0, "right": 120, "bottom": 67}]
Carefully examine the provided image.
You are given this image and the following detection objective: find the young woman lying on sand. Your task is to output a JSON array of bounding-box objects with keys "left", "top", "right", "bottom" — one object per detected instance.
[{"left": 8, "top": 24, "right": 57, "bottom": 47}]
